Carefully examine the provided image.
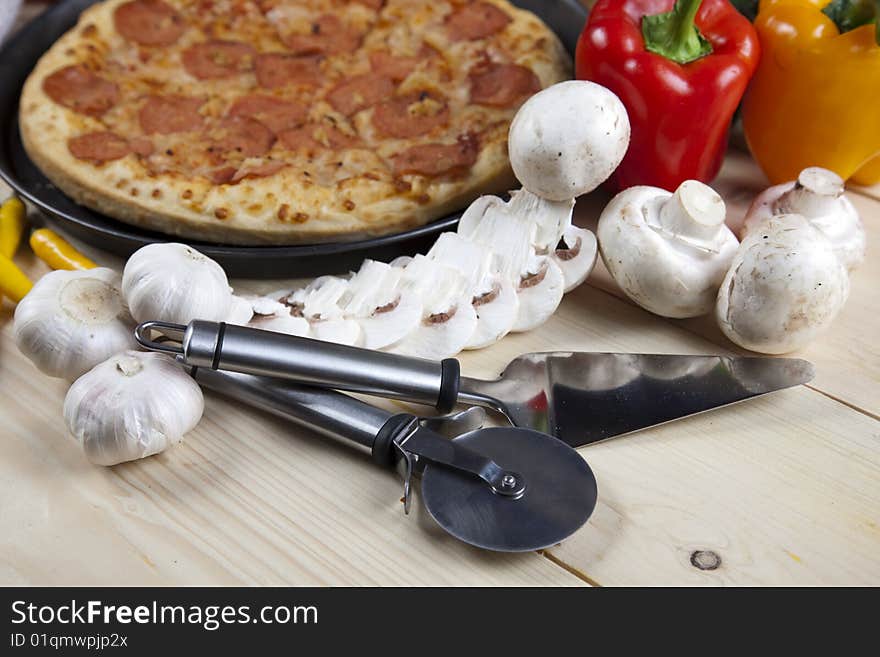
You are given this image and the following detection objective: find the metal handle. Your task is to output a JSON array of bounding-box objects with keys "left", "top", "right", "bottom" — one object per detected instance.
[
  {"left": 139, "top": 320, "right": 462, "bottom": 412},
  {"left": 191, "top": 368, "right": 394, "bottom": 452}
]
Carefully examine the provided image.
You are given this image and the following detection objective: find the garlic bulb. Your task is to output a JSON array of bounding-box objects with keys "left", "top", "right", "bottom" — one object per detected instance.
[
  {"left": 64, "top": 351, "right": 204, "bottom": 466},
  {"left": 122, "top": 243, "right": 232, "bottom": 324},
  {"left": 14, "top": 268, "right": 136, "bottom": 380}
]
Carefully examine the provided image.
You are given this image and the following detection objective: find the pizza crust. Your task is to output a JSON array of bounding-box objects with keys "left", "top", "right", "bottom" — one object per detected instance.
[{"left": 20, "top": 0, "right": 570, "bottom": 245}]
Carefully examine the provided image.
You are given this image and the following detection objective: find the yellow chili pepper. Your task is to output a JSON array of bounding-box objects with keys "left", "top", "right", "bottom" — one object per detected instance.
[
  {"left": 29, "top": 228, "right": 97, "bottom": 271},
  {"left": 0, "top": 197, "right": 27, "bottom": 259},
  {"left": 742, "top": 0, "right": 880, "bottom": 184},
  {"left": 0, "top": 254, "right": 33, "bottom": 302}
]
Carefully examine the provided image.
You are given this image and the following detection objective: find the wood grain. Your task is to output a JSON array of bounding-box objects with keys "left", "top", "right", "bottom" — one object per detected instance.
[{"left": 1, "top": 6, "right": 878, "bottom": 586}]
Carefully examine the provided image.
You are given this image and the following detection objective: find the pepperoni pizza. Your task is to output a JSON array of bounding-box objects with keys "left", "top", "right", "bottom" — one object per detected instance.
[{"left": 19, "top": 0, "right": 570, "bottom": 244}]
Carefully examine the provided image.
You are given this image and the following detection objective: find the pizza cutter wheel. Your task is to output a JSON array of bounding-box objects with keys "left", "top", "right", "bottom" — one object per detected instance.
[{"left": 191, "top": 367, "right": 597, "bottom": 553}]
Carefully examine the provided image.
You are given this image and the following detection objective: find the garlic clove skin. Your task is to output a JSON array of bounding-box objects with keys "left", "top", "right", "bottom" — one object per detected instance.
[
  {"left": 64, "top": 351, "right": 203, "bottom": 466},
  {"left": 122, "top": 243, "right": 232, "bottom": 324},
  {"left": 716, "top": 214, "right": 850, "bottom": 354},
  {"left": 742, "top": 167, "right": 866, "bottom": 271},
  {"left": 14, "top": 268, "right": 136, "bottom": 380},
  {"left": 598, "top": 183, "right": 739, "bottom": 318},
  {"left": 553, "top": 225, "right": 598, "bottom": 293}
]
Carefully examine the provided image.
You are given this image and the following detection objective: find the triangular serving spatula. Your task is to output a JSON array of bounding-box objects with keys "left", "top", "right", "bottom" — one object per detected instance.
[{"left": 136, "top": 320, "right": 814, "bottom": 448}]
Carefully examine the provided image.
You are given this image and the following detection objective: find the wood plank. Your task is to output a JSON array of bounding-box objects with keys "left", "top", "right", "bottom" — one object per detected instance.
[
  {"left": 0, "top": 318, "right": 585, "bottom": 585},
  {"left": 573, "top": 151, "right": 880, "bottom": 418},
  {"left": 453, "top": 286, "right": 880, "bottom": 586}
]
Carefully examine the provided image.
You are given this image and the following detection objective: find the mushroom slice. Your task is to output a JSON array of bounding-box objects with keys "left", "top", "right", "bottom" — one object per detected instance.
[
  {"left": 341, "top": 260, "right": 422, "bottom": 350},
  {"left": 505, "top": 189, "right": 575, "bottom": 253},
  {"left": 388, "top": 255, "right": 477, "bottom": 360},
  {"left": 464, "top": 201, "right": 564, "bottom": 333},
  {"left": 742, "top": 167, "right": 866, "bottom": 271},
  {"left": 456, "top": 194, "right": 507, "bottom": 240},
  {"left": 552, "top": 225, "right": 598, "bottom": 293},
  {"left": 512, "top": 255, "right": 565, "bottom": 333},
  {"left": 428, "top": 232, "right": 518, "bottom": 350},
  {"left": 227, "top": 294, "right": 256, "bottom": 325},
  {"left": 293, "top": 276, "right": 362, "bottom": 346},
  {"left": 246, "top": 294, "right": 311, "bottom": 337}
]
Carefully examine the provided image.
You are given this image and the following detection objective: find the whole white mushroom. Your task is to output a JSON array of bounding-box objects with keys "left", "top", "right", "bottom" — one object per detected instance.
[
  {"left": 508, "top": 80, "right": 630, "bottom": 201},
  {"left": 716, "top": 214, "right": 850, "bottom": 354},
  {"left": 742, "top": 167, "right": 866, "bottom": 271},
  {"left": 597, "top": 180, "right": 739, "bottom": 318}
]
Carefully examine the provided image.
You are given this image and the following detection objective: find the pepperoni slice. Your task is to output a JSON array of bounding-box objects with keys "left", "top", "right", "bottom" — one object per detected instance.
[
  {"left": 139, "top": 95, "right": 204, "bottom": 134},
  {"left": 210, "top": 116, "right": 275, "bottom": 159},
  {"left": 327, "top": 73, "right": 395, "bottom": 116},
  {"left": 372, "top": 91, "right": 449, "bottom": 139},
  {"left": 445, "top": 2, "right": 511, "bottom": 41},
  {"left": 278, "top": 122, "right": 358, "bottom": 152},
  {"left": 369, "top": 51, "right": 420, "bottom": 82},
  {"left": 232, "top": 160, "right": 288, "bottom": 183},
  {"left": 469, "top": 63, "right": 540, "bottom": 107},
  {"left": 68, "top": 132, "right": 132, "bottom": 164},
  {"left": 392, "top": 136, "right": 479, "bottom": 177},
  {"left": 255, "top": 54, "right": 322, "bottom": 89},
  {"left": 281, "top": 14, "right": 362, "bottom": 56},
  {"left": 42, "top": 65, "right": 119, "bottom": 117},
  {"left": 183, "top": 40, "right": 255, "bottom": 79},
  {"left": 114, "top": 0, "right": 185, "bottom": 47},
  {"left": 129, "top": 137, "right": 155, "bottom": 157},
  {"left": 228, "top": 95, "right": 307, "bottom": 134}
]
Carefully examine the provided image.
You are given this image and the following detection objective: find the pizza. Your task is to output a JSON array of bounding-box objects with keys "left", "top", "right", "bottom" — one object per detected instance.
[{"left": 19, "top": 0, "right": 570, "bottom": 245}]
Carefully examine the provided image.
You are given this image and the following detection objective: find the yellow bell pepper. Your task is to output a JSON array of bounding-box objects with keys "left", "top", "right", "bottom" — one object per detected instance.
[
  {"left": 742, "top": 0, "right": 880, "bottom": 184},
  {"left": 29, "top": 228, "right": 97, "bottom": 271},
  {"left": 0, "top": 254, "right": 33, "bottom": 302},
  {"left": 0, "top": 197, "right": 27, "bottom": 258}
]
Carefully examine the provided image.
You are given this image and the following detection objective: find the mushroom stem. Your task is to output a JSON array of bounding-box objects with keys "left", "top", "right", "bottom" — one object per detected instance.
[
  {"left": 773, "top": 167, "right": 845, "bottom": 218},
  {"left": 654, "top": 180, "right": 726, "bottom": 247}
]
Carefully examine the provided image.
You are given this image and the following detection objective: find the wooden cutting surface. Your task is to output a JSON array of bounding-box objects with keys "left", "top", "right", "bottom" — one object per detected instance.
[{"left": 1, "top": 3, "right": 878, "bottom": 586}]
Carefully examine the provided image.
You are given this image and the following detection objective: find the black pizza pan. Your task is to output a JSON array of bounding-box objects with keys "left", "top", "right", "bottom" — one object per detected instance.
[{"left": 0, "top": 0, "right": 588, "bottom": 277}]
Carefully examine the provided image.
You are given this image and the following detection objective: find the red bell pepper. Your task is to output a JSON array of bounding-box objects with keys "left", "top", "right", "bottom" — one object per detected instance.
[{"left": 575, "top": 0, "right": 760, "bottom": 192}]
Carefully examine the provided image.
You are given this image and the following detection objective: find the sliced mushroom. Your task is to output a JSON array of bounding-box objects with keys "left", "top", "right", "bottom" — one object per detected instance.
[
  {"left": 291, "top": 276, "right": 362, "bottom": 346},
  {"left": 246, "top": 294, "right": 311, "bottom": 337},
  {"left": 341, "top": 259, "right": 422, "bottom": 350},
  {"left": 742, "top": 167, "right": 865, "bottom": 271},
  {"left": 460, "top": 197, "right": 564, "bottom": 332},
  {"left": 226, "top": 294, "right": 256, "bottom": 325},
  {"left": 388, "top": 255, "right": 477, "bottom": 359},
  {"left": 428, "top": 232, "right": 519, "bottom": 349},
  {"left": 598, "top": 181, "right": 739, "bottom": 318},
  {"left": 553, "top": 225, "right": 598, "bottom": 293}
]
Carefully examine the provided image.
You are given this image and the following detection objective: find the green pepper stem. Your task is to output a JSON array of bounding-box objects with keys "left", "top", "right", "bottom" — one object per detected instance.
[
  {"left": 642, "top": 0, "right": 714, "bottom": 65},
  {"left": 821, "top": 0, "right": 880, "bottom": 45}
]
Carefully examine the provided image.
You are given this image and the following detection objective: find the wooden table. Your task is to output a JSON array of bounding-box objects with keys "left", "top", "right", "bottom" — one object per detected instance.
[{"left": 2, "top": 5, "right": 878, "bottom": 586}]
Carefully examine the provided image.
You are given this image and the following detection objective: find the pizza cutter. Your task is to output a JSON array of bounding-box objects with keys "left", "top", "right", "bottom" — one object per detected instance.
[
  {"left": 190, "top": 367, "right": 598, "bottom": 553},
  {"left": 136, "top": 320, "right": 815, "bottom": 447}
]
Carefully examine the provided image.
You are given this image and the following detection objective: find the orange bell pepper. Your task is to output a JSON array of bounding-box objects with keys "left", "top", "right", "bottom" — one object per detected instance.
[{"left": 742, "top": 0, "right": 880, "bottom": 185}]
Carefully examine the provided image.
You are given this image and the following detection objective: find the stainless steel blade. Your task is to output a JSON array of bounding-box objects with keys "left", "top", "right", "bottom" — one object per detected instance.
[{"left": 458, "top": 354, "right": 814, "bottom": 447}]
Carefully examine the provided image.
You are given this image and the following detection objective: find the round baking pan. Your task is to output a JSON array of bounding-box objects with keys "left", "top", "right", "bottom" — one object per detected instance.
[{"left": 0, "top": 0, "right": 588, "bottom": 277}]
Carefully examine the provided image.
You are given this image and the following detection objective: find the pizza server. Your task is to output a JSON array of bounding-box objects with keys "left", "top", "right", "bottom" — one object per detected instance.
[{"left": 136, "top": 320, "right": 815, "bottom": 447}]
